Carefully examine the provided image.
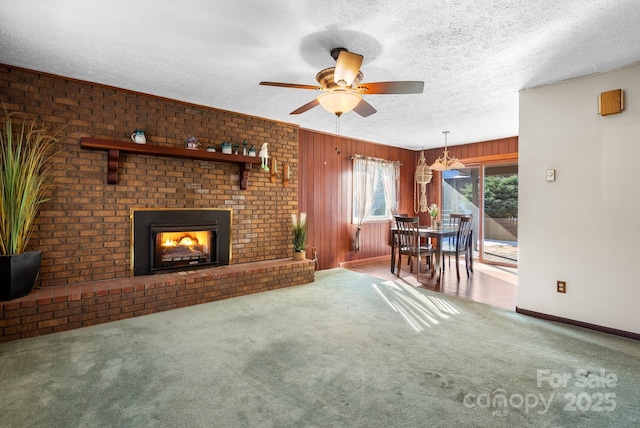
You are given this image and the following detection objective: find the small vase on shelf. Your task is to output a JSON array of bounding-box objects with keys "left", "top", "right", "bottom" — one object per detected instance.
[
  {"left": 221, "top": 142, "right": 232, "bottom": 154},
  {"left": 431, "top": 216, "right": 438, "bottom": 228}
]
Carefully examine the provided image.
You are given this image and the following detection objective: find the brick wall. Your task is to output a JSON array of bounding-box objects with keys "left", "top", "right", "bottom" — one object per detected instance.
[{"left": 0, "top": 65, "right": 299, "bottom": 287}]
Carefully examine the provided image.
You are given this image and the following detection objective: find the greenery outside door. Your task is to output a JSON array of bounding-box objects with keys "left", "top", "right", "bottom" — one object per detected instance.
[{"left": 442, "top": 162, "right": 518, "bottom": 267}]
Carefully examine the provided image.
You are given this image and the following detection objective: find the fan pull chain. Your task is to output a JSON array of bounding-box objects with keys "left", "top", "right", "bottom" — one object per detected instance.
[{"left": 335, "top": 114, "right": 340, "bottom": 135}]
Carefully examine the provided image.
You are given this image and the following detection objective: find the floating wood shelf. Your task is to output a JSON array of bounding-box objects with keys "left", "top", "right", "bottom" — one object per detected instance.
[{"left": 80, "top": 138, "right": 262, "bottom": 189}]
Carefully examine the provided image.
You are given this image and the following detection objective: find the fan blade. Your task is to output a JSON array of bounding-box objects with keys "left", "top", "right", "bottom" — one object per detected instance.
[
  {"left": 290, "top": 99, "right": 320, "bottom": 115},
  {"left": 356, "top": 81, "right": 424, "bottom": 94},
  {"left": 353, "top": 99, "right": 377, "bottom": 117},
  {"left": 334, "top": 51, "right": 363, "bottom": 87},
  {"left": 260, "top": 81, "right": 321, "bottom": 91}
]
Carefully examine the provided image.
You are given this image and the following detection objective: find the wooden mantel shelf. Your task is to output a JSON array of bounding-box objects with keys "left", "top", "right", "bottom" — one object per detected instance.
[{"left": 80, "top": 138, "right": 262, "bottom": 189}]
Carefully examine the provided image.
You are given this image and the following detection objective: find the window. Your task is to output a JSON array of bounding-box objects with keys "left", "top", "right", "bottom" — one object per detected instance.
[
  {"left": 353, "top": 173, "right": 390, "bottom": 223},
  {"left": 352, "top": 156, "right": 399, "bottom": 224}
]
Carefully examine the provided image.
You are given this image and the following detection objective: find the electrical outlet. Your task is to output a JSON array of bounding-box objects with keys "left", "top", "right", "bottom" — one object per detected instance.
[{"left": 557, "top": 281, "right": 566, "bottom": 293}]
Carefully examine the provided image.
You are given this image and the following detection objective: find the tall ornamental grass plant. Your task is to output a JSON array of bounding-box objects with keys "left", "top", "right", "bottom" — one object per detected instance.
[
  {"left": 291, "top": 212, "right": 308, "bottom": 252},
  {"left": 0, "top": 109, "right": 58, "bottom": 255}
]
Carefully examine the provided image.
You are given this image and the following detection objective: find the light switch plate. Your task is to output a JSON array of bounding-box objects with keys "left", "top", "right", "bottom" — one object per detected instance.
[{"left": 546, "top": 169, "right": 556, "bottom": 182}]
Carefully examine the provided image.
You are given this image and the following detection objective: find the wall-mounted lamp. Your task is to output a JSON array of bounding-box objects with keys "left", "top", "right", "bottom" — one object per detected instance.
[{"left": 283, "top": 163, "right": 290, "bottom": 188}]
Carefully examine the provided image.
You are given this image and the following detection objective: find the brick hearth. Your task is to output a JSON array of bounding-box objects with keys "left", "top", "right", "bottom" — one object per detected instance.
[{"left": 0, "top": 259, "right": 315, "bottom": 343}]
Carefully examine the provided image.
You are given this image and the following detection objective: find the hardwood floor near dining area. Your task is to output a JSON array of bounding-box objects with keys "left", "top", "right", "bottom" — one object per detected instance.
[{"left": 341, "top": 256, "right": 517, "bottom": 311}]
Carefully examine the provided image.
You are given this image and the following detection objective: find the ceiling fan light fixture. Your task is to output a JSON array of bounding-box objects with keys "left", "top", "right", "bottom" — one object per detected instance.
[
  {"left": 430, "top": 131, "right": 465, "bottom": 171},
  {"left": 317, "top": 90, "right": 362, "bottom": 116},
  {"left": 261, "top": 48, "right": 424, "bottom": 118}
]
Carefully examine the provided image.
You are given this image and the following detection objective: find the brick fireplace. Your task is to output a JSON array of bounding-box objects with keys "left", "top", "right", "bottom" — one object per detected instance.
[
  {"left": 0, "top": 64, "right": 299, "bottom": 285},
  {"left": 0, "top": 64, "right": 315, "bottom": 342}
]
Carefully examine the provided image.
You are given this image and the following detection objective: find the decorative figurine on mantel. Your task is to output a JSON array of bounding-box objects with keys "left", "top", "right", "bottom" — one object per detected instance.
[
  {"left": 221, "top": 142, "right": 232, "bottom": 154},
  {"left": 259, "top": 143, "right": 269, "bottom": 171},
  {"left": 233, "top": 143, "right": 239, "bottom": 155},
  {"left": 242, "top": 139, "right": 248, "bottom": 156},
  {"left": 184, "top": 135, "right": 199, "bottom": 149},
  {"left": 248, "top": 145, "right": 256, "bottom": 157}
]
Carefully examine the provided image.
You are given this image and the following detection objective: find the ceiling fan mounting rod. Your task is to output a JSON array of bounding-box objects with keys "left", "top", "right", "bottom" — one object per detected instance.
[{"left": 330, "top": 47, "right": 348, "bottom": 61}]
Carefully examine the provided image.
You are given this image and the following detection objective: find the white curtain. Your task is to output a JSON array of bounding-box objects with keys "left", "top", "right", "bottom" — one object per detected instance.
[
  {"left": 353, "top": 157, "right": 377, "bottom": 252},
  {"left": 353, "top": 156, "right": 400, "bottom": 252},
  {"left": 380, "top": 161, "right": 400, "bottom": 216}
]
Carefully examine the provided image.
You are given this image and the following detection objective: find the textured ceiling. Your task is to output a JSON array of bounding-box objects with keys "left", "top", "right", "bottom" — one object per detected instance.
[{"left": 1, "top": 0, "right": 640, "bottom": 149}]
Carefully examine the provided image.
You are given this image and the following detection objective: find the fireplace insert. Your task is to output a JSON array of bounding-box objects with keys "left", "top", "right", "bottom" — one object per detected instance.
[{"left": 131, "top": 209, "right": 231, "bottom": 276}]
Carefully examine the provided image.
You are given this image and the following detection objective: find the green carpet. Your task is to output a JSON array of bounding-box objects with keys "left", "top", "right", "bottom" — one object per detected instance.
[{"left": 1, "top": 268, "right": 638, "bottom": 427}]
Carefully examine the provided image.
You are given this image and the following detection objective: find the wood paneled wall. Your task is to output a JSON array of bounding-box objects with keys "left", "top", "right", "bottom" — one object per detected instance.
[
  {"left": 428, "top": 136, "right": 518, "bottom": 162},
  {"left": 298, "top": 129, "right": 417, "bottom": 270},
  {"left": 298, "top": 130, "right": 518, "bottom": 270}
]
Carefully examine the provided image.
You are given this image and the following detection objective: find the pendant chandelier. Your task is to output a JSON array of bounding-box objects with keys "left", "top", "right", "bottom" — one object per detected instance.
[{"left": 430, "top": 131, "right": 465, "bottom": 171}]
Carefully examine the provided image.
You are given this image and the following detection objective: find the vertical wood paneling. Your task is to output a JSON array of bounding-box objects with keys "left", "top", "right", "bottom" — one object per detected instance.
[
  {"left": 325, "top": 133, "right": 337, "bottom": 267},
  {"left": 298, "top": 129, "right": 518, "bottom": 270},
  {"left": 313, "top": 133, "right": 326, "bottom": 264}
]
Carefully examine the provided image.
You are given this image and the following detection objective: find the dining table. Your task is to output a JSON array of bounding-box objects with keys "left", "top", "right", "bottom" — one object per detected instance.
[{"left": 390, "top": 225, "right": 472, "bottom": 284}]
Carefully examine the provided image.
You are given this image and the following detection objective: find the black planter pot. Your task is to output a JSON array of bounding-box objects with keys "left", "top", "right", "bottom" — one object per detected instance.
[{"left": 0, "top": 251, "right": 42, "bottom": 301}]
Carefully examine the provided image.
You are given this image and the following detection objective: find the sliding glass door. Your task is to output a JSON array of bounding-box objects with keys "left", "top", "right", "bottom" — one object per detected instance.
[
  {"left": 482, "top": 164, "right": 518, "bottom": 266},
  {"left": 442, "top": 167, "right": 480, "bottom": 254},
  {"left": 442, "top": 162, "right": 518, "bottom": 267}
]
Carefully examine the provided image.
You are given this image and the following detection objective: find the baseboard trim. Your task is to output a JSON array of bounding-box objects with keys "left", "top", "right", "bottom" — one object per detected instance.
[
  {"left": 515, "top": 307, "right": 640, "bottom": 341},
  {"left": 339, "top": 255, "right": 390, "bottom": 268}
]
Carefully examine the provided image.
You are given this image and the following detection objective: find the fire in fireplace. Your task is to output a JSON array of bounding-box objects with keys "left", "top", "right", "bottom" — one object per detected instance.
[
  {"left": 150, "top": 224, "right": 218, "bottom": 272},
  {"left": 131, "top": 209, "right": 231, "bottom": 276}
]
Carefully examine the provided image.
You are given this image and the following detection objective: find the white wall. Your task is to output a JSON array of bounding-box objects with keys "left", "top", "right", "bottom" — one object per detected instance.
[{"left": 519, "top": 62, "right": 640, "bottom": 334}]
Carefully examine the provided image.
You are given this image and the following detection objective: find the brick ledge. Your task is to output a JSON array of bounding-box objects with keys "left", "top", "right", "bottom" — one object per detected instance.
[{"left": 0, "top": 259, "right": 315, "bottom": 342}]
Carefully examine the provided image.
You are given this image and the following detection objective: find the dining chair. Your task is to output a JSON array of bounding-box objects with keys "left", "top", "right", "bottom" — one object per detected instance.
[
  {"left": 394, "top": 215, "right": 434, "bottom": 282},
  {"left": 441, "top": 215, "right": 474, "bottom": 280},
  {"left": 390, "top": 213, "right": 408, "bottom": 273},
  {"left": 444, "top": 213, "right": 472, "bottom": 268}
]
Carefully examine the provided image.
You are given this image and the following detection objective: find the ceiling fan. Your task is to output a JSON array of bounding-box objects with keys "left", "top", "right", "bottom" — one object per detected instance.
[{"left": 259, "top": 48, "right": 424, "bottom": 117}]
